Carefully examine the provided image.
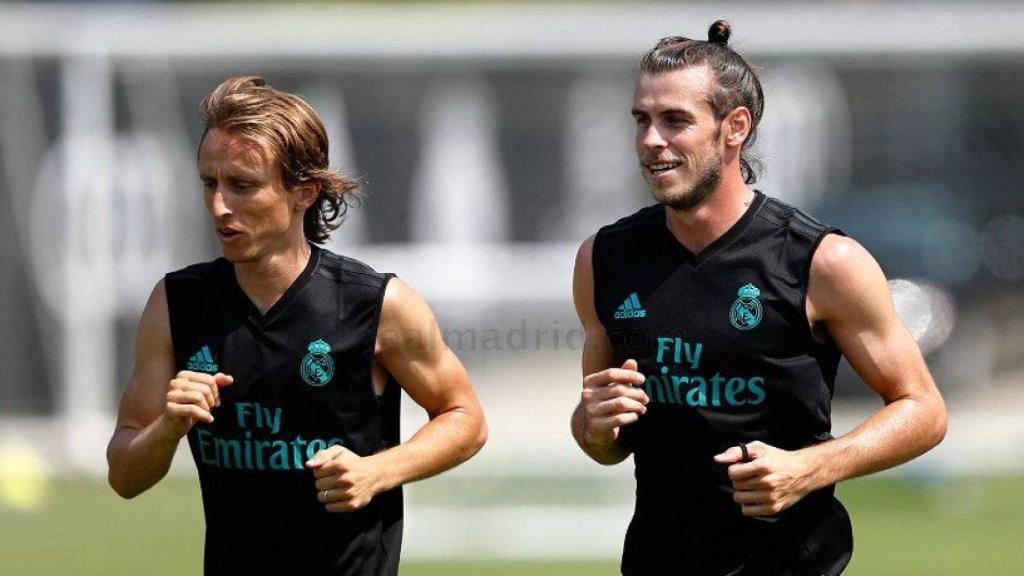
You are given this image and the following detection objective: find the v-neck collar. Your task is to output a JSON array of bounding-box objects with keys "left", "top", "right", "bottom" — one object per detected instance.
[
  {"left": 659, "top": 190, "right": 766, "bottom": 269},
  {"left": 229, "top": 244, "right": 321, "bottom": 326}
]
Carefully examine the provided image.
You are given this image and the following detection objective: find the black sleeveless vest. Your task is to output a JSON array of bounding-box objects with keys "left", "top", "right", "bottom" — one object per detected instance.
[
  {"left": 165, "top": 245, "right": 402, "bottom": 576},
  {"left": 593, "top": 192, "right": 853, "bottom": 575}
]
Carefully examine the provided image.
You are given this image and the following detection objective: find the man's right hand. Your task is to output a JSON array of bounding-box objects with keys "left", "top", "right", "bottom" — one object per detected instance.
[
  {"left": 160, "top": 371, "right": 234, "bottom": 439},
  {"left": 579, "top": 359, "right": 648, "bottom": 446}
]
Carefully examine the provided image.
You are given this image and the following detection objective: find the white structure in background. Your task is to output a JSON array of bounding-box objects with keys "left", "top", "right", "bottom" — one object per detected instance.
[
  {"left": 410, "top": 78, "right": 508, "bottom": 245},
  {"left": 304, "top": 83, "right": 368, "bottom": 249},
  {"left": 0, "top": 59, "right": 54, "bottom": 399},
  {"left": 564, "top": 72, "right": 642, "bottom": 239},
  {"left": 119, "top": 60, "right": 201, "bottom": 307},
  {"left": 28, "top": 58, "right": 189, "bottom": 473},
  {"left": 55, "top": 56, "right": 118, "bottom": 474},
  {"left": 754, "top": 63, "right": 851, "bottom": 210}
]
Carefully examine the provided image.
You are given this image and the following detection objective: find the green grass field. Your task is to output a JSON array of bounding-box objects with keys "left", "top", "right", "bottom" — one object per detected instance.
[{"left": 1, "top": 475, "right": 1021, "bottom": 575}]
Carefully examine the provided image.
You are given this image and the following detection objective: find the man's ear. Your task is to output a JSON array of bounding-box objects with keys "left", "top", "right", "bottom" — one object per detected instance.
[
  {"left": 294, "top": 181, "right": 321, "bottom": 212},
  {"left": 723, "top": 106, "right": 752, "bottom": 149}
]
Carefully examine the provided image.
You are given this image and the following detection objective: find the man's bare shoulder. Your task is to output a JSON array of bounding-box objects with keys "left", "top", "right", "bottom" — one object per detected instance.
[
  {"left": 811, "top": 234, "right": 883, "bottom": 286},
  {"left": 116, "top": 279, "right": 175, "bottom": 428},
  {"left": 575, "top": 233, "right": 597, "bottom": 274},
  {"left": 809, "top": 233, "right": 889, "bottom": 325},
  {"left": 138, "top": 278, "right": 171, "bottom": 346},
  {"left": 376, "top": 277, "right": 438, "bottom": 354}
]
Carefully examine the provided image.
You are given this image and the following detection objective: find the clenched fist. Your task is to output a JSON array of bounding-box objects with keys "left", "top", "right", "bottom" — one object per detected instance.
[
  {"left": 306, "top": 445, "right": 384, "bottom": 513},
  {"left": 714, "top": 440, "right": 815, "bottom": 517},
  {"left": 159, "top": 370, "right": 234, "bottom": 439},
  {"left": 579, "top": 359, "right": 649, "bottom": 446}
]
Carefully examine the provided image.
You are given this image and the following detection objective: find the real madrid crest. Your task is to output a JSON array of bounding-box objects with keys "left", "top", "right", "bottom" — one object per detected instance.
[
  {"left": 730, "top": 283, "right": 763, "bottom": 330},
  {"left": 301, "top": 339, "right": 335, "bottom": 387}
]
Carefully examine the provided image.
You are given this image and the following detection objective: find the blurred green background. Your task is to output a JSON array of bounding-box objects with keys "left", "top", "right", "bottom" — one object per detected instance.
[{"left": 3, "top": 476, "right": 1021, "bottom": 575}]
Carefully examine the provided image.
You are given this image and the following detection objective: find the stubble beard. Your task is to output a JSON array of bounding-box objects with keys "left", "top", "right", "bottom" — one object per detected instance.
[{"left": 652, "top": 150, "right": 723, "bottom": 212}]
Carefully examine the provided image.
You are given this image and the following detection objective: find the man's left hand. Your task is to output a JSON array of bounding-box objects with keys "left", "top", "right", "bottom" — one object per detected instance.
[
  {"left": 713, "top": 441, "right": 817, "bottom": 517},
  {"left": 306, "top": 446, "right": 383, "bottom": 513}
]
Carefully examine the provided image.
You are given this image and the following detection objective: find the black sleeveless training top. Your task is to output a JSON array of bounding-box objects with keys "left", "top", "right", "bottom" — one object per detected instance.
[
  {"left": 165, "top": 244, "right": 402, "bottom": 576},
  {"left": 593, "top": 192, "right": 853, "bottom": 575}
]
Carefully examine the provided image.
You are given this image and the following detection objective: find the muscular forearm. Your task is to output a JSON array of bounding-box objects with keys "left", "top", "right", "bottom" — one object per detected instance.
[
  {"left": 571, "top": 403, "right": 632, "bottom": 466},
  {"left": 107, "top": 417, "right": 181, "bottom": 499},
  {"left": 801, "top": 393, "right": 947, "bottom": 491},
  {"left": 369, "top": 407, "right": 486, "bottom": 493}
]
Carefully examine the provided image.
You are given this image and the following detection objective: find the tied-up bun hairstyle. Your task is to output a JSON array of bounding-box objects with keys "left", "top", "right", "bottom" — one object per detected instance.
[
  {"left": 707, "top": 19, "right": 731, "bottom": 45},
  {"left": 200, "top": 76, "right": 362, "bottom": 244},
  {"left": 639, "top": 20, "right": 764, "bottom": 184}
]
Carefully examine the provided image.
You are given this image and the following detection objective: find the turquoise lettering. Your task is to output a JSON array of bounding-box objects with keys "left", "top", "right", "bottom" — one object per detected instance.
[
  {"left": 656, "top": 338, "right": 673, "bottom": 364},
  {"left": 747, "top": 377, "right": 766, "bottom": 405},
  {"left": 235, "top": 402, "right": 254, "bottom": 428},
  {"left": 671, "top": 375, "right": 688, "bottom": 403},
  {"left": 269, "top": 441, "right": 290, "bottom": 470},
  {"left": 214, "top": 437, "right": 242, "bottom": 469},
  {"left": 291, "top": 436, "right": 307, "bottom": 469},
  {"left": 662, "top": 375, "right": 680, "bottom": 404},
  {"left": 243, "top": 430, "right": 254, "bottom": 468},
  {"left": 652, "top": 337, "right": 703, "bottom": 369},
  {"left": 646, "top": 375, "right": 665, "bottom": 403},
  {"left": 686, "top": 377, "right": 707, "bottom": 407},
  {"left": 264, "top": 405, "right": 282, "bottom": 434},
  {"left": 196, "top": 429, "right": 218, "bottom": 466},
  {"left": 685, "top": 343, "right": 703, "bottom": 370},
  {"left": 709, "top": 373, "right": 724, "bottom": 407},
  {"left": 194, "top": 434, "right": 351, "bottom": 471},
  {"left": 306, "top": 439, "right": 327, "bottom": 460},
  {"left": 725, "top": 377, "right": 746, "bottom": 406},
  {"left": 255, "top": 440, "right": 272, "bottom": 470}
]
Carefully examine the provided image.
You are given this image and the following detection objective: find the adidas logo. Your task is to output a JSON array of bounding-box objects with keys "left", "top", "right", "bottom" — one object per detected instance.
[
  {"left": 613, "top": 292, "right": 647, "bottom": 320},
  {"left": 187, "top": 345, "right": 219, "bottom": 374}
]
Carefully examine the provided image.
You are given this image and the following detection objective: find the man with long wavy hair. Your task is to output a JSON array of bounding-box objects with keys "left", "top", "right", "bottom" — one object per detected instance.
[{"left": 107, "top": 76, "right": 487, "bottom": 576}]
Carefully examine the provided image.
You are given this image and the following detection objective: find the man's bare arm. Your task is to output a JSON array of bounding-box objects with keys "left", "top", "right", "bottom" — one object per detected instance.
[
  {"left": 306, "top": 278, "right": 487, "bottom": 511},
  {"left": 716, "top": 235, "right": 947, "bottom": 516},
  {"left": 107, "top": 280, "right": 232, "bottom": 498},
  {"left": 799, "top": 234, "right": 947, "bottom": 484},
  {"left": 570, "top": 235, "right": 648, "bottom": 466}
]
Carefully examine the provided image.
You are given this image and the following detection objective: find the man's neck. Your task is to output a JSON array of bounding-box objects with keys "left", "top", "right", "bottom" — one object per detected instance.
[
  {"left": 234, "top": 239, "right": 312, "bottom": 315},
  {"left": 664, "top": 178, "right": 755, "bottom": 255}
]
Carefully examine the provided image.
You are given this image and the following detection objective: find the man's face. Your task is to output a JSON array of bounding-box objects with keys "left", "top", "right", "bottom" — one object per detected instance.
[
  {"left": 632, "top": 66, "right": 725, "bottom": 211},
  {"left": 198, "top": 129, "right": 301, "bottom": 263}
]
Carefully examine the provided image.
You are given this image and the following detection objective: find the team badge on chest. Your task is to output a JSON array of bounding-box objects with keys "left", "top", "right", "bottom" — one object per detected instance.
[
  {"left": 730, "top": 283, "right": 763, "bottom": 330},
  {"left": 301, "top": 339, "right": 335, "bottom": 387}
]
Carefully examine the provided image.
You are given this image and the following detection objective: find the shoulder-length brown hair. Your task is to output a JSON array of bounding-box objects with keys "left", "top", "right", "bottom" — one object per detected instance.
[{"left": 200, "top": 76, "right": 361, "bottom": 244}]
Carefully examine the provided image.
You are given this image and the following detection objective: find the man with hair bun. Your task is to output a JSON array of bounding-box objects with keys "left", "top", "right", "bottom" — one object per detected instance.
[
  {"left": 107, "top": 76, "right": 487, "bottom": 575},
  {"left": 570, "top": 20, "right": 946, "bottom": 574}
]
